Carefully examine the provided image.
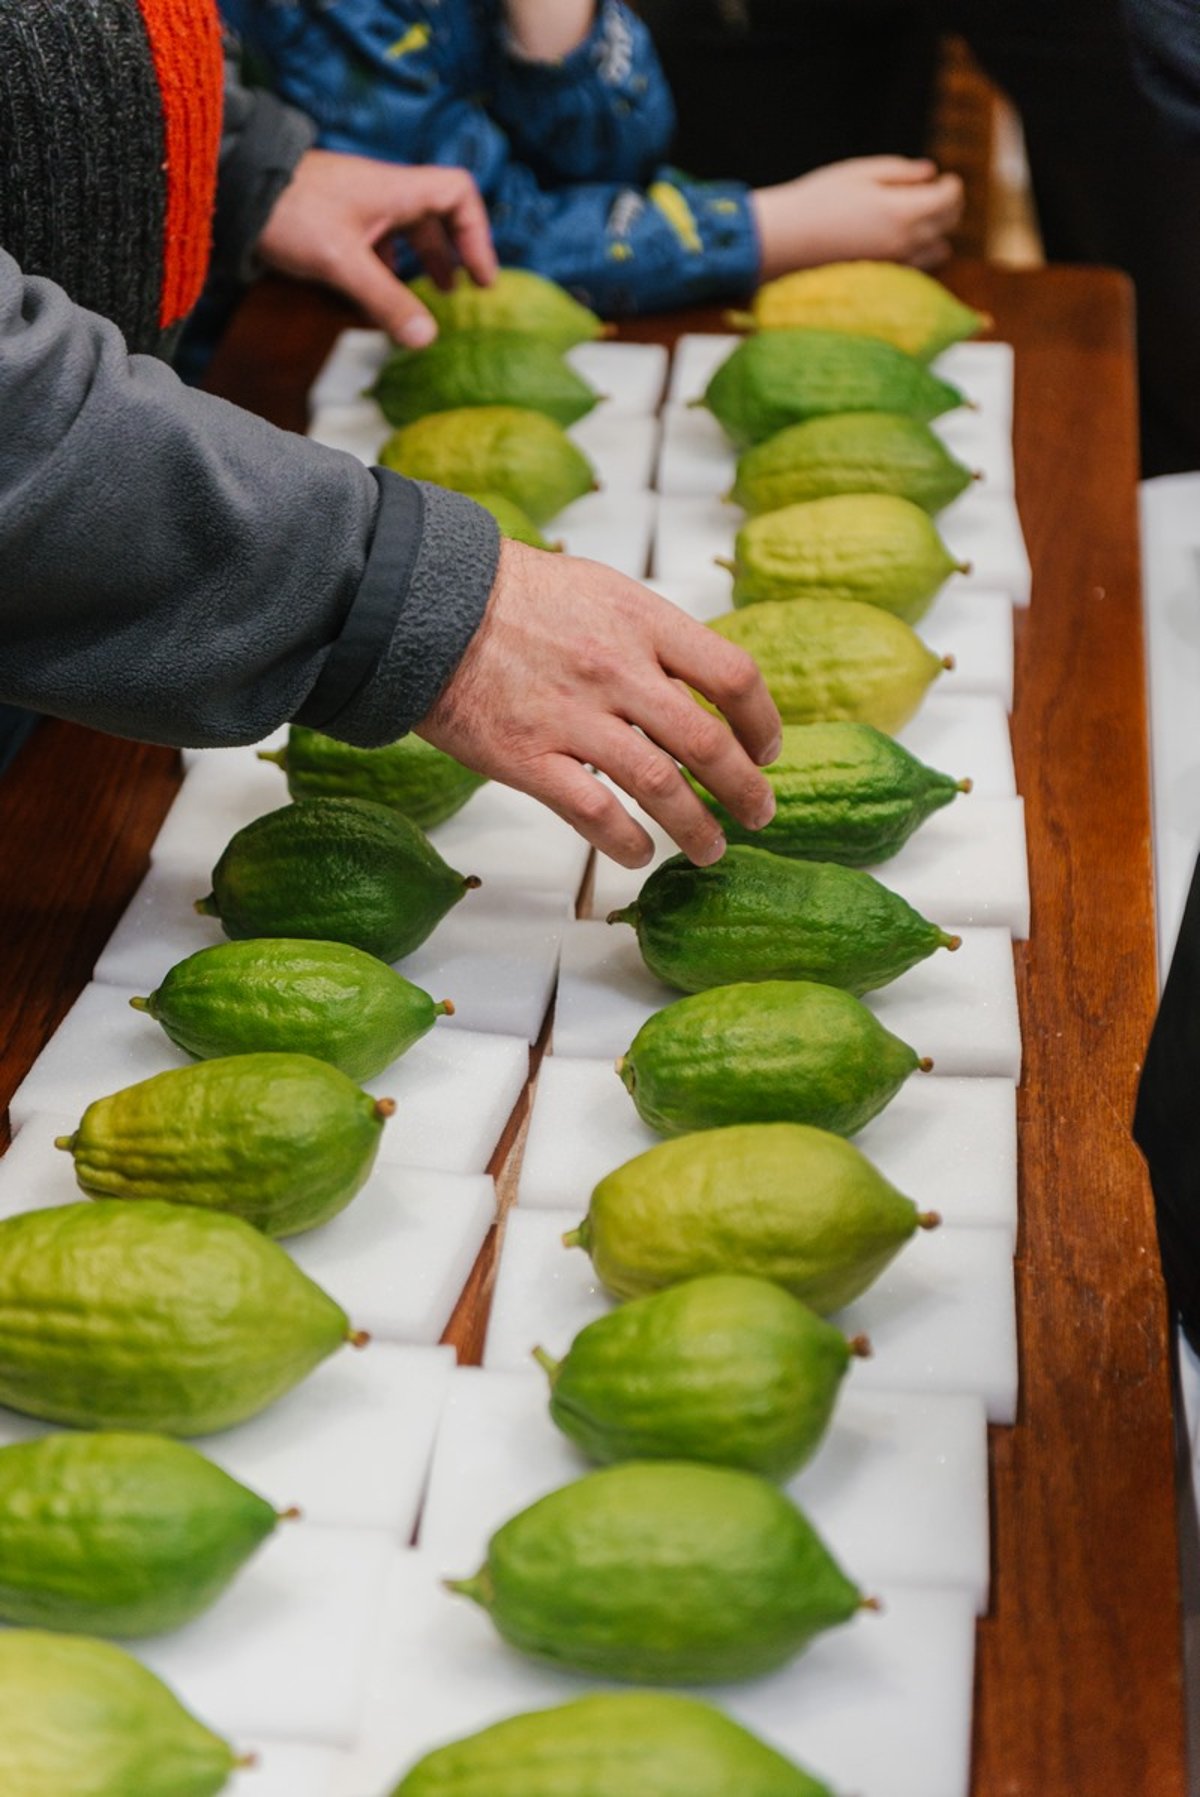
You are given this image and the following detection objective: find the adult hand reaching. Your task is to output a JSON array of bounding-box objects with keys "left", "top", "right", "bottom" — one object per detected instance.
[
  {"left": 419, "top": 541, "right": 782, "bottom": 868},
  {"left": 753, "top": 157, "right": 964, "bottom": 279},
  {"left": 255, "top": 153, "right": 497, "bottom": 345}
]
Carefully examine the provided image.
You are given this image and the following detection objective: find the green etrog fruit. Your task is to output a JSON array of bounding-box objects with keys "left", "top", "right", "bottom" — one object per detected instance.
[
  {"left": 730, "top": 262, "right": 988, "bottom": 360},
  {"left": 610, "top": 845, "right": 959, "bottom": 994},
  {"left": 0, "top": 1631, "right": 238, "bottom": 1797},
  {"left": 460, "top": 491, "right": 562, "bottom": 549},
  {"left": 197, "top": 797, "right": 479, "bottom": 963},
  {"left": 722, "top": 493, "right": 967, "bottom": 619},
  {"left": 619, "top": 980, "right": 925, "bottom": 1137},
  {"left": 447, "top": 1460, "right": 862, "bottom": 1682},
  {"left": 371, "top": 331, "right": 599, "bottom": 428},
  {"left": 0, "top": 1432, "right": 283, "bottom": 1636},
  {"left": 379, "top": 405, "right": 594, "bottom": 523},
  {"left": 0, "top": 1200, "right": 357, "bottom": 1432},
  {"left": 408, "top": 268, "right": 606, "bottom": 350},
  {"left": 690, "top": 721, "right": 967, "bottom": 865},
  {"left": 390, "top": 1691, "right": 835, "bottom": 1797},
  {"left": 260, "top": 726, "right": 487, "bottom": 828},
  {"left": 565, "top": 1121, "right": 939, "bottom": 1311},
  {"left": 700, "top": 328, "right": 965, "bottom": 447},
  {"left": 133, "top": 940, "right": 449, "bottom": 1082},
  {"left": 535, "top": 1274, "right": 865, "bottom": 1478},
  {"left": 709, "top": 598, "right": 949, "bottom": 733},
  {"left": 57, "top": 1052, "right": 392, "bottom": 1236},
  {"left": 731, "top": 412, "right": 976, "bottom": 515}
]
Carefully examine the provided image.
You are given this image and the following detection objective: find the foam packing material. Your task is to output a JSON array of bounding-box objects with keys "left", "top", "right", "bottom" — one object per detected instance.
[
  {"left": 552, "top": 487, "right": 658, "bottom": 578},
  {"left": 334, "top": 1549, "right": 976, "bottom": 1797},
  {"left": 8, "top": 982, "right": 528, "bottom": 1177},
  {"left": 517, "top": 1057, "right": 1018, "bottom": 1241},
  {"left": 231, "top": 1744, "right": 347, "bottom": 1797},
  {"left": 418, "top": 1368, "right": 990, "bottom": 1612},
  {"left": 483, "top": 1209, "right": 1018, "bottom": 1422}
]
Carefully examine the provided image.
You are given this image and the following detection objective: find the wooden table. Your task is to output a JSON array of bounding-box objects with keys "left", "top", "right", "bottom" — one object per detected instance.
[{"left": 0, "top": 262, "right": 1185, "bottom": 1795}]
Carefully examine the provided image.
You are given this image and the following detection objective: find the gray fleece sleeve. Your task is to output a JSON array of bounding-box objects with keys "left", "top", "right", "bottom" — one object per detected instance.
[
  {"left": 0, "top": 249, "right": 499, "bottom": 748},
  {"left": 212, "top": 53, "right": 316, "bottom": 285}
]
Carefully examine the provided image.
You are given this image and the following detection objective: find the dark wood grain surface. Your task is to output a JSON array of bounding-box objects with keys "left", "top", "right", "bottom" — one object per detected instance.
[{"left": 0, "top": 262, "right": 1184, "bottom": 1794}]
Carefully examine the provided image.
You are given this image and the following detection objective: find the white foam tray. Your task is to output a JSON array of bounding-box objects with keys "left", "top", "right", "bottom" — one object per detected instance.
[
  {"left": 551, "top": 486, "right": 657, "bottom": 577},
  {"left": 336, "top": 1548, "right": 976, "bottom": 1797},
  {"left": 231, "top": 1745, "right": 345, "bottom": 1797},
  {"left": 419, "top": 1367, "right": 989, "bottom": 1612},
  {"left": 484, "top": 1207, "right": 1017, "bottom": 1423},
  {"left": 9, "top": 982, "right": 528, "bottom": 1177},
  {"left": 517, "top": 1057, "right": 1018, "bottom": 1241},
  {"left": 309, "top": 328, "right": 668, "bottom": 418},
  {"left": 0, "top": 1110, "right": 495, "bottom": 1347},
  {"left": 651, "top": 490, "right": 1029, "bottom": 604},
  {"left": 550, "top": 918, "right": 1019, "bottom": 1075}
]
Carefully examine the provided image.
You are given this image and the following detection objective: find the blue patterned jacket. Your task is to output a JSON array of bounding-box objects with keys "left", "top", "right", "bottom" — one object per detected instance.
[{"left": 221, "top": 0, "right": 760, "bottom": 313}]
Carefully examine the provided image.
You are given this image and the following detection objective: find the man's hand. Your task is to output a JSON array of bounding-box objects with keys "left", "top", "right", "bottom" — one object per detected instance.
[
  {"left": 419, "top": 541, "right": 781, "bottom": 868},
  {"left": 256, "top": 153, "right": 497, "bottom": 345}
]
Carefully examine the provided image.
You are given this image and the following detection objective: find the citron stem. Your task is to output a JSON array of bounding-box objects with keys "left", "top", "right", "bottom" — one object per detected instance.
[
  {"left": 942, "top": 933, "right": 963, "bottom": 953},
  {"left": 918, "top": 1056, "right": 934, "bottom": 1073},
  {"left": 444, "top": 1570, "right": 493, "bottom": 1607},
  {"left": 956, "top": 559, "right": 974, "bottom": 576},
  {"left": 195, "top": 894, "right": 218, "bottom": 916},
  {"left": 348, "top": 1328, "right": 371, "bottom": 1349},
  {"left": 234, "top": 1752, "right": 260, "bottom": 1771},
  {"left": 971, "top": 468, "right": 985, "bottom": 483},
  {"left": 917, "top": 1210, "right": 942, "bottom": 1231},
  {"left": 848, "top": 1333, "right": 873, "bottom": 1359},
  {"left": 724, "top": 309, "right": 756, "bottom": 331},
  {"left": 686, "top": 396, "right": 705, "bottom": 410},
  {"left": 374, "top": 1098, "right": 397, "bottom": 1121},
  {"left": 562, "top": 1220, "right": 591, "bottom": 1252},
  {"left": 53, "top": 1134, "right": 76, "bottom": 1152},
  {"left": 128, "top": 995, "right": 151, "bottom": 1013},
  {"left": 463, "top": 874, "right": 483, "bottom": 891},
  {"left": 531, "top": 1345, "right": 560, "bottom": 1382},
  {"left": 940, "top": 653, "right": 956, "bottom": 671},
  {"left": 957, "top": 777, "right": 974, "bottom": 794},
  {"left": 714, "top": 556, "right": 736, "bottom": 574},
  {"left": 278, "top": 1505, "right": 302, "bottom": 1523},
  {"left": 437, "top": 998, "right": 455, "bottom": 1017},
  {"left": 606, "top": 905, "right": 636, "bottom": 927},
  {"left": 257, "top": 748, "right": 287, "bottom": 768},
  {"left": 860, "top": 1594, "right": 884, "bottom": 1614}
]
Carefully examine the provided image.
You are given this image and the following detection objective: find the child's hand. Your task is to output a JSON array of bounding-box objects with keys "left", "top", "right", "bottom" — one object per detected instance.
[{"left": 752, "top": 157, "right": 964, "bottom": 280}]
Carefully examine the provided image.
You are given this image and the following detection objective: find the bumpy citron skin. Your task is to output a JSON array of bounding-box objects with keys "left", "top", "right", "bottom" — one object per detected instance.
[
  {"left": 459, "top": 491, "right": 562, "bottom": 550},
  {"left": 407, "top": 268, "right": 606, "bottom": 350},
  {"left": 725, "top": 493, "right": 964, "bottom": 620},
  {"left": 709, "top": 599, "right": 946, "bottom": 733},
  {"left": 620, "top": 980, "right": 923, "bottom": 1137},
  {"left": 537, "top": 1274, "right": 857, "bottom": 1479},
  {"left": 391, "top": 1690, "right": 836, "bottom": 1797},
  {"left": 689, "top": 721, "right": 965, "bottom": 866},
  {"left": 60, "top": 1052, "right": 391, "bottom": 1235},
  {"left": 372, "top": 330, "right": 599, "bottom": 428},
  {"left": 611, "top": 845, "right": 957, "bottom": 994},
  {"left": 261, "top": 727, "right": 486, "bottom": 828},
  {"left": 447, "top": 1461, "right": 861, "bottom": 1683},
  {"left": 733, "top": 262, "right": 988, "bottom": 360},
  {"left": 0, "top": 1632, "right": 236, "bottom": 1797},
  {"left": 731, "top": 412, "right": 975, "bottom": 515},
  {"left": 198, "top": 797, "right": 477, "bottom": 963},
  {"left": 0, "top": 1200, "right": 354, "bottom": 1433},
  {"left": 379, "top": 405, "right": 594, "bottom": 523},
  {"left": 701, "top": 328, "right": 965, "bottom": 447},
  {"left": 567, "top": 1121, "right": 936, "bottom": 1312},
  {"left": 135, "top": 940, "right": 447, "bottom": 1082},
  {"left": 0, "top": 1432, "right": 280, "bottom": 1636}
]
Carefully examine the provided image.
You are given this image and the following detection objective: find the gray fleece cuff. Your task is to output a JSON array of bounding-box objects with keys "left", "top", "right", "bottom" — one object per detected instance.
[
  {"left": 296, "top": 469, "right": 500, "bottom": 745},
  {"left": 213, "top": 84, "right": 316, "bottom": 285}
]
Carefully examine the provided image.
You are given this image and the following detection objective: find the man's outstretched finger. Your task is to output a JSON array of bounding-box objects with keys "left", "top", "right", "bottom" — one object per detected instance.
[
  {"left": 657, "top": 614, "right": 781, "bottom": 767},
  {"left": 636, "top": 679, "right": 776, "bottom": 835},
  {"left": 588, "top": 720, "right": 730, "bottom": 867},
  {"left": 516, "top": 755, "right": 657, "bottom": 867},
  {"left": 406, "top": 167, "right": 497, "bottom": 287},
  {"left": 326, "top": 237, "right": 440, "bottom": 344}
]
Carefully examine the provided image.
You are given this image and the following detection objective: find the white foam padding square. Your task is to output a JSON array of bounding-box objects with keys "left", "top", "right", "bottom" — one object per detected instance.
[
  {"left": 337, "top": 1549, "right": 976, "bottom": 1797},
  {"left": 232, "top": 1744, "right": 346, "bottom": 1797},
  {"left": 310, "top": 328, "right": 389, "bottom": 412},
  {"left": 568, "top": 409, "right": 660, "bottom": 491},
  {"left": 0, "top": 1109, "right": 494, "bottom": 1347},
  {"left": 517, "top": 1057, "right": 1017, "bottom": 1239},
  {"left": 552, "top": 486, "right": 658, "bottom": 578},
  {"left": 9, "top": 982, "right": 528, "bottom": 1175},
  {"left": 484, "top": 1209, "right": 1017, "bottom": 1422},
  {"left": 934, "top": 340, "right": 1015, "bottom": 425},
  {"left": 150, "top": 744, "right": 287, "bottom": 869},
  {"left": 666, "top": 332, "right": 742, "bottom": 406},
  {"left": 938, "top": 487, "right": 1031, "bottom": 605},
  {"left": 308, "top": 400, "right": 390, "bottom": 465},
  {"left": 933, "top": 406, "right": 1015, "bottom": 495},
  {"left": 131, "top": 1523, "right": 390, "bottom": 1748},
  {"left": 419, "top": 1368, "right": 989, "bottom": 1613},
  {"left": 550, "top": 918, "right": 1018, "bottom": 1074},
  {"left": 896, "top": 692, "right": 1015, "bottom": 797}
]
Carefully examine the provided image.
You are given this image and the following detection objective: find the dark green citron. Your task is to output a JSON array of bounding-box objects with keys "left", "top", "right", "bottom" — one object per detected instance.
[
  {"left": 618, "top": 980, "right": 926, "bottom": 1137},
  {"left": 566, "top": 1122, "right": 939, "bottom": 1312},
  {"left": 57, "top": 1052, "right": 392, "bottom": 1236},
  {"left": 447, "top": 1460, "right": 863, "bottom": 1683},
  {"left": 379, "top": 405, "right": 594, "bottom": 523},
  {"left": 731, "top": 412, "right": 976, "bottom": 515},
  {"left": 700, "top": 328, "right": 965, "bottom": 448},
  {"left": 407, "top": 268, "right": 606, "bottom": 350},
  {"left": 690, "top": 722, "right": 967, "bottom": 866},
  {"left": 197, "top": 798, "right": 478, "bottom": 962},
  {"left": 610, "top": 844, "right": 959, "bottom": 994},
  {"left": 535, "top": 1274, "right": 864, "bottom": 1478},
  {"left": 260, "top": 726, "right": 486, "bottom": 828},
  {"left": 0, "top": 1432, "right": 283, "bottom": 1636},
  {"left": 460, "top": 491, "right": 562, "bottom": 549},
  {"left": 133, "top": 939, "right": 449, "bottom": 1082},
  {"left": 0, "top": 1200, "right": 356, "bottom": 1433},
  {"left": 371, "top": 331, "right": 599, "bottom": 428},
  {"left": 709, "top": 599, "right": 949, "bottom": 733},
  {"left": 390, "top": 1691, "right": 835, "bottom": 1797},
  {"left": 0, "top": 1632, "right": 237, "bottom": 1797}
]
